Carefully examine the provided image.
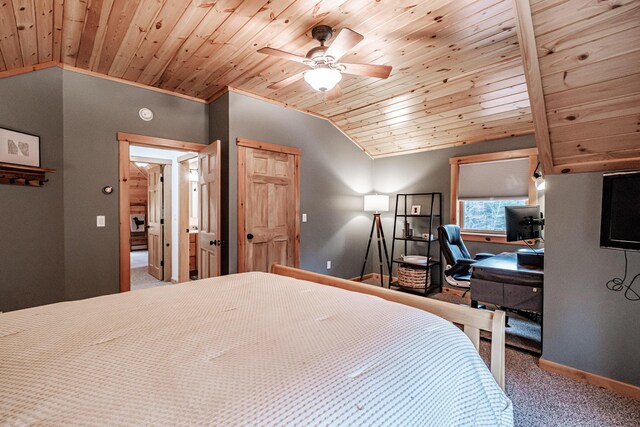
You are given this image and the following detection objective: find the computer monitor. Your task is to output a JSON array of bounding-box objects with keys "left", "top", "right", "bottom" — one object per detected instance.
[{"left": 505, "top": 205, "right": 544, "bottom": 242}]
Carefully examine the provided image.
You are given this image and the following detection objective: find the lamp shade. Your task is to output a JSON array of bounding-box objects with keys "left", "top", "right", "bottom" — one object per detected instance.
[
  {"left": 304, "top": 67, "right": 342, "bottom": 92},
  {"left": 364, "top": 194, "right": 389, "bottom": 213}
]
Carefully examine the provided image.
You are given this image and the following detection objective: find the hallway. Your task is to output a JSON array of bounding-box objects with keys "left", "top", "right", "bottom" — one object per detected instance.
[{"left": 130, "top": 251, "right": 168, "bottom": 291}]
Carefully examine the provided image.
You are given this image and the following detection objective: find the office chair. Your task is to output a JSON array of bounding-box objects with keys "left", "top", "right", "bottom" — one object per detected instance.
[{"left": 438, "top": 224, "right": 494, "bottom": 289}]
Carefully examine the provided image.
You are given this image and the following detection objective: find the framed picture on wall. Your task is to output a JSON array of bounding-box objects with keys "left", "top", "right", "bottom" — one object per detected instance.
[
  {"left": 0, "top": 127, "right": 40, "bottom": 167},
  {"left": 130, "top": 214, "right": 146, "bottom": 233}
]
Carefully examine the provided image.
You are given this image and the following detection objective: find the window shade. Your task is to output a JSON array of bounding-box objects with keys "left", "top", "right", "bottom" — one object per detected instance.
[{"left": 458, "top": 158, "right": 529, "bottom": 200}]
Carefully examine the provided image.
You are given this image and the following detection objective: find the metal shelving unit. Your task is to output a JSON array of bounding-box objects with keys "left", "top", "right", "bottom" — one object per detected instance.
[{"left": 389, "top": 192, "right": 443, "bottom": 295}]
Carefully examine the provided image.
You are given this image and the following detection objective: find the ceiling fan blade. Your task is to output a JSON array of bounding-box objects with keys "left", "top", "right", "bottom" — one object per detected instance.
[
  {"left": 325, "top": 84, "right": 343, "bottom": 101},
  {"left": 258, "top": 47, "right": 307, "bottom": 64},
  {"left": 268, "top": 71, "right": 305, "bottom": 90},
  {"left": 325, "top": 28, "right": 364, "bottom": 62},
  {"left": 341, "top": 63, "right": 392, "bottom": 79}
]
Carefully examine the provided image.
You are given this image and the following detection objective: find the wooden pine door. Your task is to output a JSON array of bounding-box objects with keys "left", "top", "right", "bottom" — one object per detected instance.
[
  {"left": 147, "top": 164, "right": 164, "bottom": 280},
  {"left": 238, "top": 139, "right": 300, "bottom": 273},
  {"left": 198, "top": 141, "right": 221, "bottom": 279}
]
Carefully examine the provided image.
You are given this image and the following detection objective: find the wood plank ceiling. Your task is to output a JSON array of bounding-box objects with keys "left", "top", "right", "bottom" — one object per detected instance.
[
  {"left": 526, "top": 0, "right": 640, "bottom": 174},
  {"left": 1, "top": 0, "right": 534, "bottom": 158}
]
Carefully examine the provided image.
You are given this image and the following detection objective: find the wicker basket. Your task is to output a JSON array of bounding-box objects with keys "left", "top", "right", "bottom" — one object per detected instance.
[{"left": 397, "top": 264, "right": 431, "bottom": 289}]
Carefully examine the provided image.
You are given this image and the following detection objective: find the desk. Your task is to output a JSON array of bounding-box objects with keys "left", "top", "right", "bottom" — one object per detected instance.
[{"left": 471, "top": 252, "right": 543, "bottom": 313}]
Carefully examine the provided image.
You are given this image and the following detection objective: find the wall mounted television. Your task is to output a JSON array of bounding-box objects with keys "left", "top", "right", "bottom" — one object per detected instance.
[{"left": 600, "top": 171, "right": 640, "bottom": 251}]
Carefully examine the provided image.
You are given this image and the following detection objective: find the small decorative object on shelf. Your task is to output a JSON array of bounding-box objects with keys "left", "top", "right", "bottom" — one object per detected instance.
[
  {"left": 389, "top": 192, "right": 443, "bottom": 295},
  {"left": 0, "top": 162, "right": 55, "bottom": 187}
]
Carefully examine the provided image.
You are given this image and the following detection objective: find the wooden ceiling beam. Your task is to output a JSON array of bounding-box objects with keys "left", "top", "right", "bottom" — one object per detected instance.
[{"left": 511, "top": 0, "right": 553, "bottom": 173}]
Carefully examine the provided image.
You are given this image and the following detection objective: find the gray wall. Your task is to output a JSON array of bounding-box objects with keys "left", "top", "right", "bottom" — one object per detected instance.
[
  {"left": 217, "top": 92, "right": 374, "bottom": 279},
  {"left": 0, "top": 68, "right": 209, "bottom": 311},
  {"left": 544, "top": 172, "right": 640, "bottom": 386},
  {"left": 372, "top": 135, "right": 539, "bottom": 264},
  {"left": 0, "top": 68, "right": 65, "bottom": 312},
  {"left": 61, "top": 71, "right": 209, "bottom": 301}
]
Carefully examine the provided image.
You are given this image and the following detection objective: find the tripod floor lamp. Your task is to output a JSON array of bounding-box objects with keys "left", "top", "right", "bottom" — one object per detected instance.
[{"left": 360, "top": 194, "right": 392, "bottom": 287}]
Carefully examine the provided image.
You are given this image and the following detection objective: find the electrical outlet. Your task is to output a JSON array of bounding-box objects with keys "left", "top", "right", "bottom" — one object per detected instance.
[
  {"left": 326, "top": 261, "right": 331, "bottom": 270},
  {"left": 302, "top": 213, "right": 307, "bottom": 222},
  {"left": 97, "top": 215, "right": 105, "bottom": 227}
]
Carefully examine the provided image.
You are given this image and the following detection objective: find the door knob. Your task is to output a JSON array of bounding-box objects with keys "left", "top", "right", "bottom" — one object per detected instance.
[
  {"left": 210, "top": 240, "right": 215, "bottom": 246},
  {"left": 247, "top": 233, "right": 254, "bottom": 240}
]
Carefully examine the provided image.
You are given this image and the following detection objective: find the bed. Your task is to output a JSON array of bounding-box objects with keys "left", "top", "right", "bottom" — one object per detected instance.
[{"left": 0, "top": 266, "right": 512, "bottom": 426}]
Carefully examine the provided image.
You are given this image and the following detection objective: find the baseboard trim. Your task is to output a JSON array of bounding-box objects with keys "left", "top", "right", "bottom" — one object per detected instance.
[{"left": 539, "top": 358, "right": 640, "bottom": 401}]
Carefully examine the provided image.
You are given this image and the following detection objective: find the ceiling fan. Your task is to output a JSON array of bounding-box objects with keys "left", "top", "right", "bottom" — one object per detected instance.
[{"left": 258, "top": 25, "right": 392, "bottom": 100}]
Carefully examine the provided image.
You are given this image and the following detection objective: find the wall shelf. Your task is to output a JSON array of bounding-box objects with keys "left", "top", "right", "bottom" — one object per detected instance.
[{"left": 0, "top": 162, "right": 55, "bottom": 187}]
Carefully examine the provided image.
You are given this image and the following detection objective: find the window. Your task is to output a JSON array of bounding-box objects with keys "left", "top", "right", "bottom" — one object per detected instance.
[
  {"left": 461, "top": 199, "right": 526, "bottom": 232},
  {"left": 450, "top": 148, "right": 539, "bottom": 243}
]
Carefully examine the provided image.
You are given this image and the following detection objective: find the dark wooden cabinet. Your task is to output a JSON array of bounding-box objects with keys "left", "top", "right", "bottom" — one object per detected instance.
[{"left": 189, "top": 233, "right": 198, "bottom": 275}]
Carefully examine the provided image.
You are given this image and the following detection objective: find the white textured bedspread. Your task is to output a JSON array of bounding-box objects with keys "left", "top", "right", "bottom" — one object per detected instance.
[{"left": 0, "top": 272, "right": 512, "bottom": 426}]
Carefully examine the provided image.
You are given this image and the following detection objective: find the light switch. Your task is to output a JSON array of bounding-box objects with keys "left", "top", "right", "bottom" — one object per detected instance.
[
  {"left": 326, "top": 261, "right": 331, "bottom": 270},
  {"left": 97, "top": 215, "right": 105, "bottom": 227},
  {"left": 302, "top": 213, "right": 307, "bottom": 222}
]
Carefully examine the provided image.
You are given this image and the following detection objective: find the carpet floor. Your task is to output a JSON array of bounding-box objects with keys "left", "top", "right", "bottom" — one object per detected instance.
[
  {"left": 130, "top": 251, "right": 169, "bottom": 291},
  {"left": 361, "top": 279, "right": 640, "bottom": 426},
  {"left": 479, "top": 342, "right": 640, "bottom": 426}
]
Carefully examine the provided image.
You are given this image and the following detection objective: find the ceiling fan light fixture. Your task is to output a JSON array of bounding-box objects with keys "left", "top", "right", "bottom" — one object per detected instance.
[{"left": 304, "top": 67, "right": 342, "bottom": 92}]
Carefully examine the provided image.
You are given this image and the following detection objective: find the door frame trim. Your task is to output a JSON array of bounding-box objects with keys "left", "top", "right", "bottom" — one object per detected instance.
[
  {"left": 118, "top": 132, "right": 206, "bottom": 293},
  {"left": 177, "top": 151, "right": 198, "bottom": 282},
  {"left": 178, "top": 156, "right": 192, "bottom": 284},
  {"left": 237, "top": 138, "right": 301, "bottom": 273},
  {"left": 237, "top": 137, "right": 301, "bottom": 156}
]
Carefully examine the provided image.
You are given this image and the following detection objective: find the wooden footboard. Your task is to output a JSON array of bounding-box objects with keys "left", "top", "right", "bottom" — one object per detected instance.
[{"left": 271, "top": 264, "right": 506, "bottom": 390}]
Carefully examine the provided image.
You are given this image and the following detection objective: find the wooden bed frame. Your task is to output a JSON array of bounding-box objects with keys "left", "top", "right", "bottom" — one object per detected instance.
[{"left": 271, "top": 264, "right": 506, "bottom": 390}]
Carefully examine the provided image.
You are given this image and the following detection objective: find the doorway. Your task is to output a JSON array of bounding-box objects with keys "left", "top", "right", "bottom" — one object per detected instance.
[
  {"left": 128, "top": 156, "right": 172, "bottom": 291},
  {"left": 118, "top": 132, "right": 221, "bottom": 292},
  {"left": 237, "top": 138, "right": 300, "bottom": 273}
]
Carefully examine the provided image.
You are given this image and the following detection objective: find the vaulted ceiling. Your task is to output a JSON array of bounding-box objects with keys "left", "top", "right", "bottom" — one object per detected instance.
[
  {"left": 0, "top": 0, "right": 637, "bottom": 170},
  {"left": 0, "top": 0, "right": 533, "bottom": 158}
]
